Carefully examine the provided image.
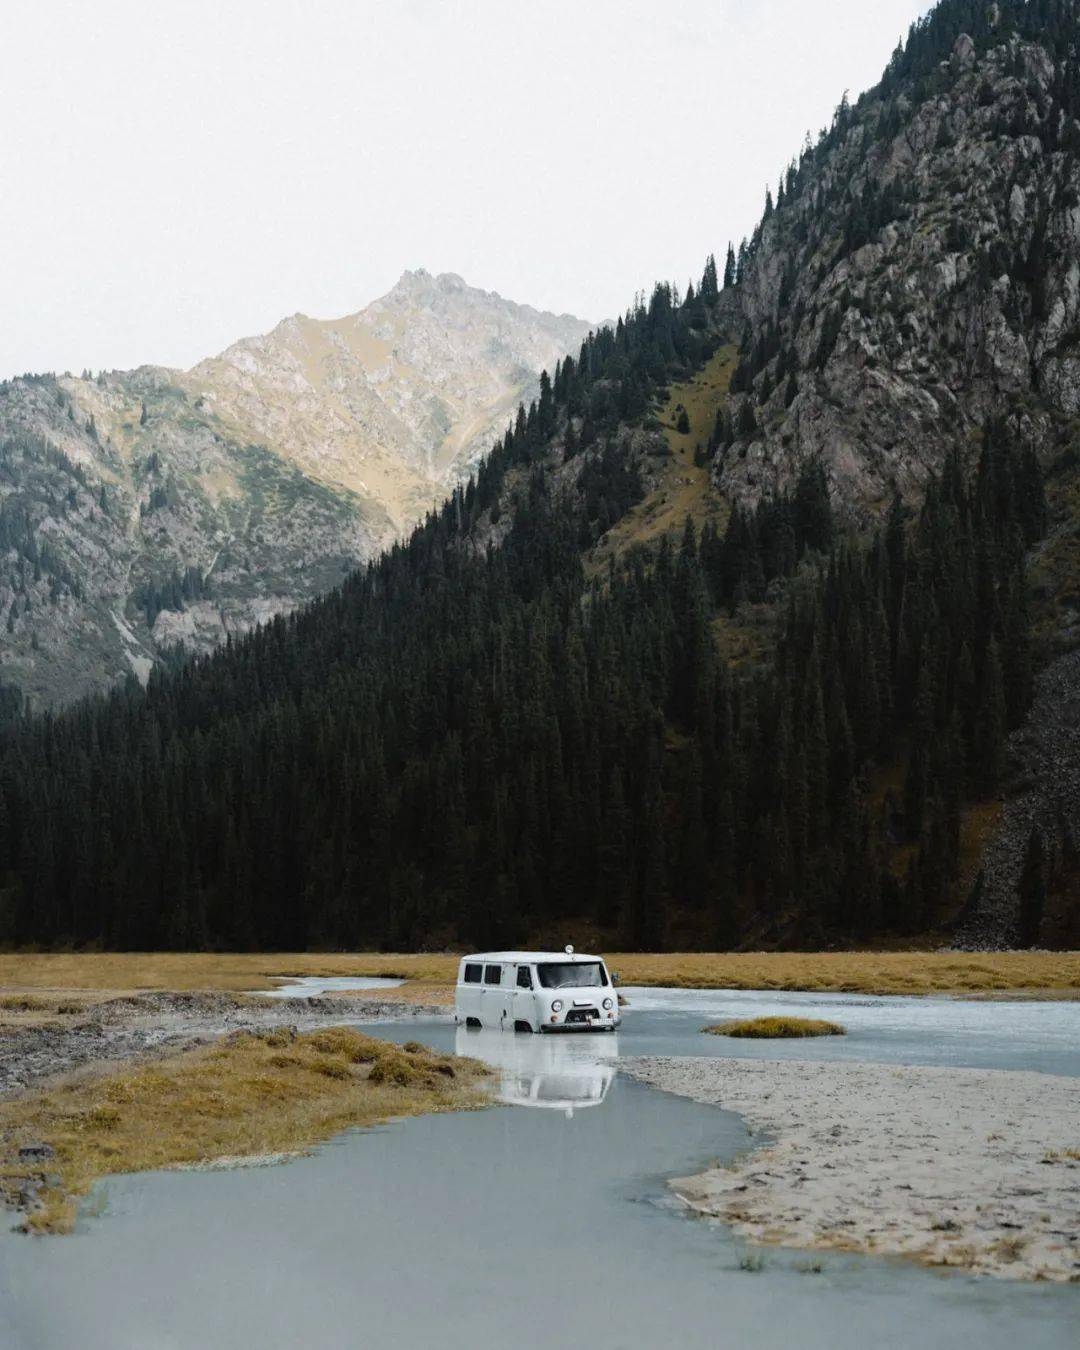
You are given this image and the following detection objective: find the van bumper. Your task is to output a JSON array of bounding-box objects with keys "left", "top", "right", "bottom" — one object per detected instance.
[{"left": 540, "top": 1018, "right": 621, "bottom": 1033}]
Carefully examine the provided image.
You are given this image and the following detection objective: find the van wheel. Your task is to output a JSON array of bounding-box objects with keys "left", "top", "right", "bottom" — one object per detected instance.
[
  {"left": 513, "top": 1020, "right": 533, "bottom": 1034},
  {"left": 465, "top": 1017, "right": 482, "bottom": 1029}
]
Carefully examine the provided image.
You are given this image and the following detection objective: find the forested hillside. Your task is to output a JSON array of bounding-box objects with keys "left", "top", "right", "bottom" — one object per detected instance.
[
  {"left": 1, "top": 0, "right": 1078, "bottom": 951},
  {"left": 0, "top": 295, "right": 1058, "bottom": 951}
]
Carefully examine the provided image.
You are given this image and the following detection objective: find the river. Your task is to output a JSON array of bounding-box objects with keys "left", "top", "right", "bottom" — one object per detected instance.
[{"left": 0, "top": 987, "right": 1077, "bottom": 1349}]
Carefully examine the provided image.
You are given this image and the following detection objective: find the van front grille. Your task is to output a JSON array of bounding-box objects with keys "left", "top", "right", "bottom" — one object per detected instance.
[{"left": 565, "top": 1008, "right": 599, "bottom": 1024}]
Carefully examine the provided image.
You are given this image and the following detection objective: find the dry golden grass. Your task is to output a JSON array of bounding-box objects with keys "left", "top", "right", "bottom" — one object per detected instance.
[
  {"left": 605, "top": 951, "right": 1080, "bottom": 996},
  {"left": 703, "top": 1016, "right": 845, "bottom": 1038},
  {"left": 0, "top": 995, "right": 49, "bottom": 1012},
  {"left": 0, "top": 1027, "right": 489, "bottom": 1235},
  {"left": 0, "top": 991, "right": 97, "bottom": 1032},
  {"left": 1, "top": 949, "right": 1078, "bottom": 1000},
  {"left": 0, "top": 952, "right": 460, "bottom": 994},
  {"left": 1041, "top": 1148, "right": 1080, "bottom": 1164}
]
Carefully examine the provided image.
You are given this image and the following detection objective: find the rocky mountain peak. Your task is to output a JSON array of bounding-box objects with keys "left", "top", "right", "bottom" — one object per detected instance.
[
  {"left": 185, "top": 271, "right": 593, "bottom": 527},
  {"left": 388, "top": 267, "right": 467, "bottom": 294}
]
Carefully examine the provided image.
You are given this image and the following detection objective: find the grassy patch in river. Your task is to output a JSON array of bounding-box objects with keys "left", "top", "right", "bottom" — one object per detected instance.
[
  {"left": 0, "top": 1027, "right": 489, "bottom": 1235},
  {"left": 703, "top": 1017, "right": 846, "bottom": 1039}
]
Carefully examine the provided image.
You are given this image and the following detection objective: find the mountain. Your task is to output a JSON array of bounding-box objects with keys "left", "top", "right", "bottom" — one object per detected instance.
[
  {"left": 0, "top": 273, "right": 592, "bottom": 707},
  {"left": 704, "top": 0, "right": 1080, "bottom": 947},
  {"left": 715, "top": 0, "right": 1080, "bottom": 519},
  {"left": 1, "top": 0, "right": 1078, "bottom": 953},
  {"left": 186, "top": 270, "right": 595, "bottom": 530}
]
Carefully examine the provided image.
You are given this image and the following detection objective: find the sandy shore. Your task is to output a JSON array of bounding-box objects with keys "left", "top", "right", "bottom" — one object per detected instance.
[{"left": 623, "top": 1055, "right": 1080, "bottom": 1282}]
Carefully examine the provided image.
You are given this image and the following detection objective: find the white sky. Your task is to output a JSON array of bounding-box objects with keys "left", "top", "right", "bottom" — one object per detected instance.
[{"left": 2, "top": 0, "right": 931, "bottom": 380}]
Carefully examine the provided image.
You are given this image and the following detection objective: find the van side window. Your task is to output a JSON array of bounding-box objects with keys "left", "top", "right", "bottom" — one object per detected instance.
[
  {"left": 516, "top": 966, "right": 532, "bottom": 989},
  {"left": 463, "top": 963, "right": 482, "bottom": 984},
  {"left": 484, "top": 964, "right": 502, "bottom": 985}
]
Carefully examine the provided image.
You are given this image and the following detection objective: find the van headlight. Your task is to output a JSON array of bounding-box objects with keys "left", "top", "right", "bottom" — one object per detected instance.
[
  {"left": 602, "top": 997, "right": 613, "bottom": 1010},
  {"left": 551, "top": 999, "right": 563, "bottom": 1012}
]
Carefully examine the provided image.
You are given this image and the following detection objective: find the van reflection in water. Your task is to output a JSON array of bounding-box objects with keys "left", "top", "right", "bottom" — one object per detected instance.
[{"left": 454, "top": 1026, "right": 619, "bottom": 1116}]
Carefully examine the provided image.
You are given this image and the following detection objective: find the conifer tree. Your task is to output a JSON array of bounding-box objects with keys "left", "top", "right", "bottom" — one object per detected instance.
[
  {"left": 700, "top": 254, "right": 719, "bottom": 301},
  {"left": 723, "top": 243, "right": 737, "bottom": 290}
]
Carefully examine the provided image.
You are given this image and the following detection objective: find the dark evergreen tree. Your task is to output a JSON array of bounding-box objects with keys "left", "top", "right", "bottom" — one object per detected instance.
[{"left": 723, "top": 243, "right": 737, "bottom": 290}]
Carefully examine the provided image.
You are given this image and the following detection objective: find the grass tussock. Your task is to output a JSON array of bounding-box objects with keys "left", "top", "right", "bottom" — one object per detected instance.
[
  {"left": 0, "top": 949, "right": 1077, "bottom": 1000},
  {"left": 0, "top": 995, "right": 86, "bottom": 1016},
  {"left": 703, "top": 1016, "right": 846, "bottom": 1039},
  {"left": 990, "top": 1235, "right": 1029, "bottom": 1263},
  {"left": 0, "top": 1028, "right": 489, "bottom": 1235},
  {"left": 1042, "top": 1148, "right": 1080, "bottom": 1164},
  {"left": 0, "top": 995, "right": 49, "bottom": 1012},
  {"left": 0, "top": 993, "right": 90, "bottom": 1030}
]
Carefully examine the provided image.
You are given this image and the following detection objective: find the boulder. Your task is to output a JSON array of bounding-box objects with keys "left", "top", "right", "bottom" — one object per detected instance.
[
  {"left": 17, "top": 1142, "right": 54, "bottom": 1161},
  {"left": 952, "top": 33, "right": 976, "bottom": 71}
]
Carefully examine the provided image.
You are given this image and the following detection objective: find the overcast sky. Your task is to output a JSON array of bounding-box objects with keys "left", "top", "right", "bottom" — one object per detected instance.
[{"left": 3, "top": 0, "right": 931, "bottom": 379}]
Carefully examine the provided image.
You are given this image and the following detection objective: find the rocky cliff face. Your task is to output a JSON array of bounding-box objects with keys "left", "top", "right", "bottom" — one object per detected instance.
[
  {"left": 718, "top": 16, "right": 1080, "bottom": 517},
  {"left": 0, "top": 274, "right": 591, "bottom": 707}
]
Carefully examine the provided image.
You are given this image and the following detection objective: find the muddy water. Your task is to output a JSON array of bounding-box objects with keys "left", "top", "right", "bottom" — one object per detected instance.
[{"left": 1, "top": 996, "right": 1077, "bottom": 1350}]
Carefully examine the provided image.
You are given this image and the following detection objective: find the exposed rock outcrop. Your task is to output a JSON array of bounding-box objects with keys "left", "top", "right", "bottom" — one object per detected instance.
[{"left": 718, "top": 26, "right": 1080, "bottom": 518}]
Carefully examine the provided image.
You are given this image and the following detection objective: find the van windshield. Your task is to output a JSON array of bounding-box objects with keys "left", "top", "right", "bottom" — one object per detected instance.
[{"left": 536, "top": 962, "right": 606, "bottom": 989}]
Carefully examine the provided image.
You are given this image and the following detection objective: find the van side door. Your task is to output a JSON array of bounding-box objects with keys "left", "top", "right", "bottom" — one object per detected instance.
[
  {"left": 513, "top": 963, "right": 535, "bottom": 1031},
  {"left": 460, "top": 961, "right": 483, "bottom": 1021},
  {"left": 483, "top": 963, "right": 505, "bottom": 1027}
]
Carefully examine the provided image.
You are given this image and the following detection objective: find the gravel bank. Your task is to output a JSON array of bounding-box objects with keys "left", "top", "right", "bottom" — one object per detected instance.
[
  {"left": 623, "top": 1055, "right": 1080, "bottom": 1283},
  {"left": 0, "top": 992, "right": 449, "bottom": 1098}
]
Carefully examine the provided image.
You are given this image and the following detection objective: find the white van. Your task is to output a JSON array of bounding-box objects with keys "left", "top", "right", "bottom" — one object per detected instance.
[{"left": 454, "top": 947, "right": 620, "bottom": 1033}]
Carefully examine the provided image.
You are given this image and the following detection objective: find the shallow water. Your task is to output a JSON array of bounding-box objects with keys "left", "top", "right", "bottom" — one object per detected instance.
[
  {"left": 619, "top": 985, "right": 1080, "bottom": 1076},
  {"left": 1, "top": 991, "right": 1077, "bottom": 1349},
  {"left": 256, "top": 974, "right": 404, "bottom": 998}
]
